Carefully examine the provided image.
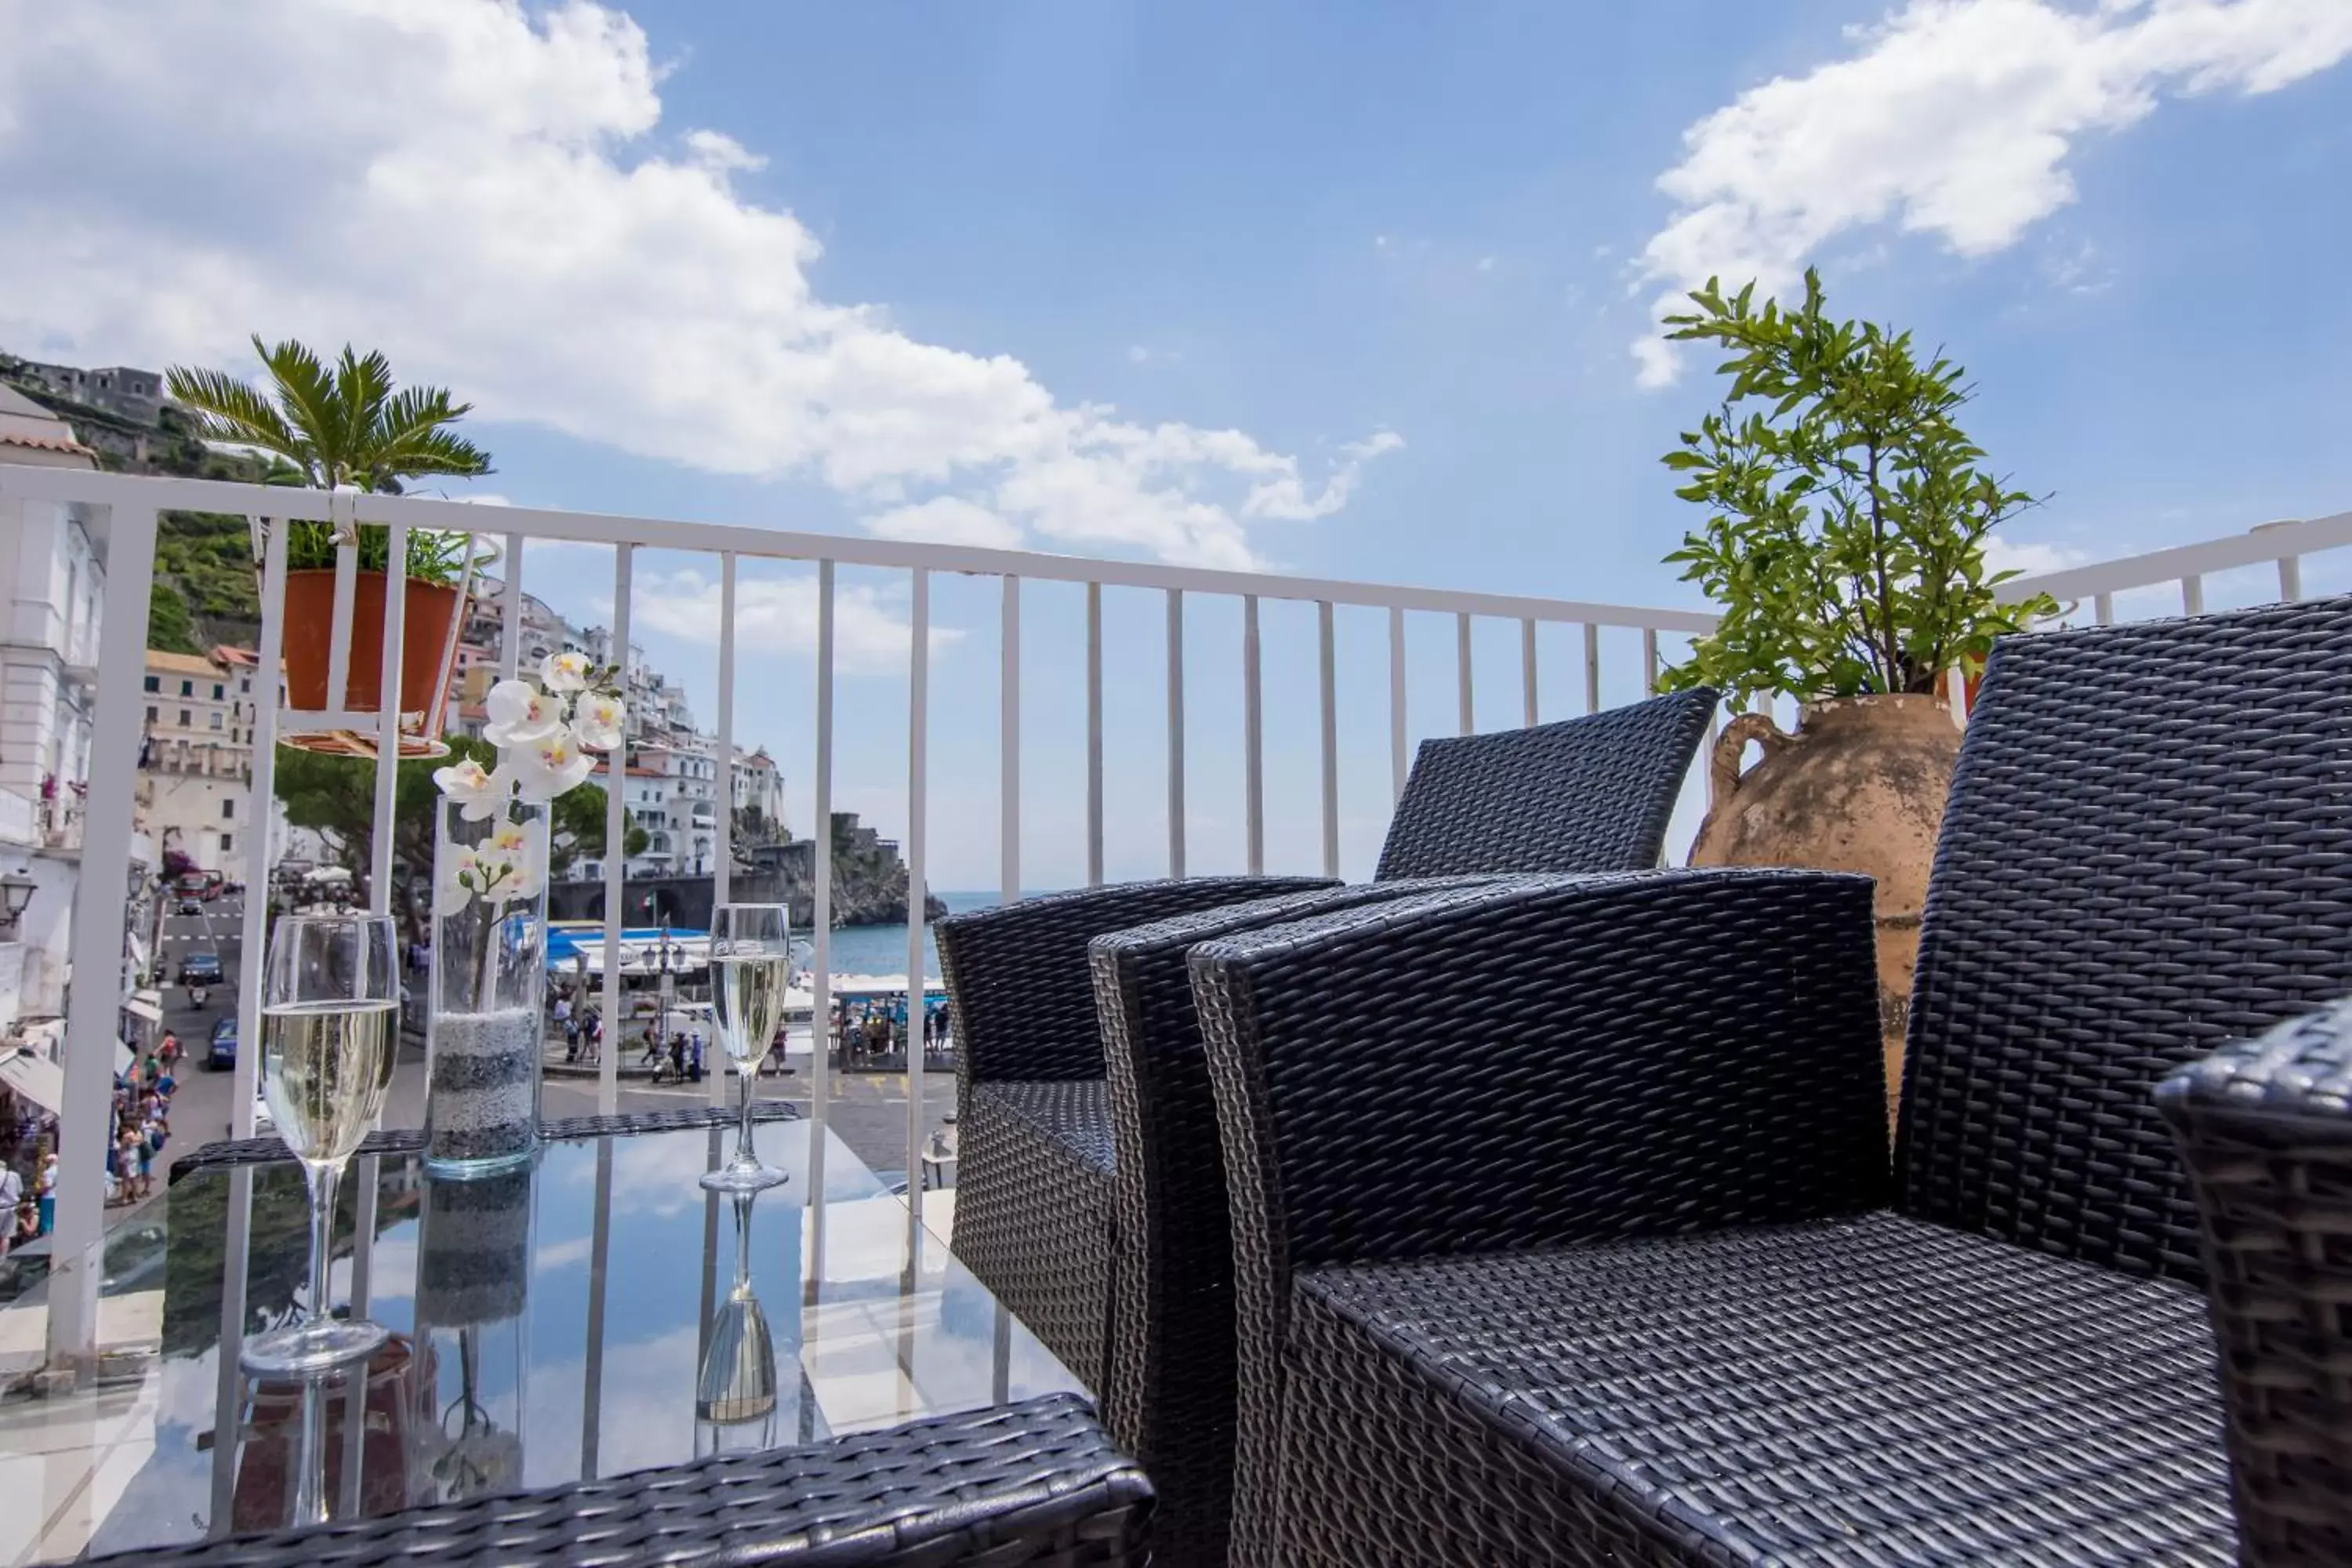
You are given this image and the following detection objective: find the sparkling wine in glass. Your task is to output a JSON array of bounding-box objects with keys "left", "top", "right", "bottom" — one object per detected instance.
[
  {"left": 241, "top": 912, "right": 400, "bottom": 1375},
  {"left": 701, "top": 904, "right": 791, "bottom": 1193}
]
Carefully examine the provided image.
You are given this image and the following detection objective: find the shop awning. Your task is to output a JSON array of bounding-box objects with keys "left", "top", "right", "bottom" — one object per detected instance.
[
  {"left": 125, "top": 994, "right": 162, "bottom": 1025},
  {"left": 0, "top": 1048, "right": 66, "bottom": 1114}
]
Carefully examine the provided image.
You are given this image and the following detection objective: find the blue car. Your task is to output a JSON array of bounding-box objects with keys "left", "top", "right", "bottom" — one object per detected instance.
[{"left": 207, "top": 1015, "right": 237, "bottom": 1071}]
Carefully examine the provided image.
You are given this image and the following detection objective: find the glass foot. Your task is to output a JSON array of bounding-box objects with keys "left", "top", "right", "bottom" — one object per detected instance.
[
  {"left": 699, "top": 1160, "right": 789, "bottom": 1193},
  {"left": 240, "top": 1315, "right": 390, "bottom": 1376}
]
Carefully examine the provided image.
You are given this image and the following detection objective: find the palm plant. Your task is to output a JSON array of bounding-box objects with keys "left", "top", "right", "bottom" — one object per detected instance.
[{"left": 166, "top": 338, "right": 495, "bottom": 579}]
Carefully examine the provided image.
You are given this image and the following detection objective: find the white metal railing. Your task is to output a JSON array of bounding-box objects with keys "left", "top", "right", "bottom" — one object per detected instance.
[
  {"left": 0, "top": 463, "right": 1722, "bottom": 1373},
  {"left": 15, "top": 459, "right": 2343, "bottom": 1377}
]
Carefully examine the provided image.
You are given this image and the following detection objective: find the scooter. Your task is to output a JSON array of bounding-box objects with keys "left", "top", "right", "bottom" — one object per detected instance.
[{"left": 187, "top": 985, "right": 210, "bottom": 1010}]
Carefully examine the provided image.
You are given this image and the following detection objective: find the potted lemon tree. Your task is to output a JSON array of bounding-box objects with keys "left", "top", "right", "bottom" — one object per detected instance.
[{"left": 1657, "top": 270, "right": 2058, "bottom": 1102}]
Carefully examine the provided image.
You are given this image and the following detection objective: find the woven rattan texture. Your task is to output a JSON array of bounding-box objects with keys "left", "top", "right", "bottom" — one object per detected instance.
[
  {"left": 2159, "top": 1000, "right": 2352, "bottom": 1566},
  {"left": 1191, "top": 871, "right": 1889, "bottom": 1563},
  {"left": 89, "top": 1394, "right": 1153, "bottom": 1568},
  {"left": 956, "top": 1080, "right": 1118, "bottom": 1392},
  {"left": 169, "top": 1103, "right": 804, "bottom": 1185},
  {"left": 1274, "top": 1214, "right": 2230, "bottom": 1566},
  {"left": 1373, "top": 688, "right": 1715, "bottom": 880},
  {"left": 1900, "top": 596, "right": 2352, "bottom": 1284},
  {"left": 938, "top": 877, "right": 1330, "bottom": 1087},
  {"left": 1088, "top": 880, "right": 1481, "bottom": 1565}
]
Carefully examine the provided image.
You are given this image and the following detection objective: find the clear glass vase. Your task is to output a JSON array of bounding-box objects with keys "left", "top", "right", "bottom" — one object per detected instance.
[
  {"left": 424, "top": 797, "right": 547, "bottom": 1175},
  {"left": 410, "top": 1163, "right": 532, "bottom": 1504}
]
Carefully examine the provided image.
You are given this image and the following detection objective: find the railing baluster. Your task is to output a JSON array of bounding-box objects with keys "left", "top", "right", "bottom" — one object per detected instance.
[
  {"left": 1584, "top": 622, "right": 1601, "bottom": 714},
  {"left": 712, "top": 552, "right": 736, "bottom": 1107},
  {"left": 1002, "top": 575, "right": 1021, "bottom": 904},
  {"left": 49, "top": 502, "right": 159, "bottom": 1374},
  {"left": 500, "top": 530, "right": 524, "bottom": 681},
  {"left": 1643, "top": 627, "right": 1660, "bottom": 695},
  {"left": 234, "top": 515, "right": 289, "bottom": 1138},
  {"left": 1457, "top": 612, "right": 1474, "bottom": 735},
  {"left": 1167, "top": 587, "right": 1185, "bottom": 878},
  {"left": 2095, "top": 592, "right": 2114, "bottom": 626},
  {"left": 369, "top": 518, "right": 408, "bottom": 906},
  {"left": 1243, "top": 594, "right": 1264, "bottom": 876},
  {"left": 812, "top": 561, "right": 835, "bottom": 1134},
  {"left": 2279, "top": 556, "right": 2303, "bottom": 603},
  {"left": 601, "top": 544, "right": 632, "bottom": 1114},
  {"left": 1319, "top": 601, "right": 1339, "bottom": 878},
  {"left": 325, "top": 493, "right": 358, "bottom": 713},
  {"left": 2182, "top": 575, "right": 2203, "bottom": 615},
  {"left": 906, "top": 568, "right": 931, "bottom": 1230},
  {"left": 1521, "top": 618, "right": 1538, "bottom": 727},
  {"left": 1388, "top": 606, "right": 1408, "bottom": 800},
  {"left": 1086, "top": 583, "right": 1104, "bottom": 886}
]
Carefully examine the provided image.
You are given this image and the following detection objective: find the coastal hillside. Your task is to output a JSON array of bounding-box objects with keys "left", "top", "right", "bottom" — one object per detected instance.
[{"left": 1, "top": 350, "right": 270, "bottom": 653}]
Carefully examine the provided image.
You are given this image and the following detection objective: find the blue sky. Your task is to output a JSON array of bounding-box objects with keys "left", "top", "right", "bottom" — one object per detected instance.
[{"left": 4, "top": 1, "right": 2350, "bottom": 886}]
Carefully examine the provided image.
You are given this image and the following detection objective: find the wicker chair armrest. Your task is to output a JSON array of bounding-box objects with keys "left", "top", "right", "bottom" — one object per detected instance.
[
  {"left": 938, "top": 877, "right": 1330, "bottom": 1084},
  {"left": 2158, "top": 1000, "right": 2352, "bottom": 1564},
  {"left": 90, "top": 1393, "right": 1153, "bottom": 1567},
  {"left": 1194, "top": 869, "right": 1891, "bottom": 1279}
]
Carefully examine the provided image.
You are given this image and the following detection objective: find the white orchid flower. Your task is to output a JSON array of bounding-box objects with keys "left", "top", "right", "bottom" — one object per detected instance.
[
  {"left": 438, "top": 844, "right": 484, "bottom": 914},
  {"left": 432, "top": 757, "right": 508, "bottom": 822},
  {"left": 570, "top": 691, "right": 625, "bottom": 752},
  {"left": 509, "top": 731, "right": 595, "bottom": 803},
  {"left": 540, "top": 652, "right": 591, "bottom": 692},
  {"left": 483, "top": 679, "right": 564, "bottom": 748}
]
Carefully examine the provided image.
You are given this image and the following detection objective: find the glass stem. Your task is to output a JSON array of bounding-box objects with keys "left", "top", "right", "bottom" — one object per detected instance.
[
  {"left": 735, "top": 1060, "right": 758, "bottom": 1168},
  {"left": 294, "top": 1375, "right": 330, "bottom": 1526},
  {"left": 305, "top": 1161, "right": 340, "bottom": 1328}
]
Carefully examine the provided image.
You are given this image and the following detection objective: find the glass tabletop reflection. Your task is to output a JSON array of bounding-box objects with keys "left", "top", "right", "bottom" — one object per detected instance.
[{"left": 74, "top": 1115, "right": 1077, "bottom": 1558}]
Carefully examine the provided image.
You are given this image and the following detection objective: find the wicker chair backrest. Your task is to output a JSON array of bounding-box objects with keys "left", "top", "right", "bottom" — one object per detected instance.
[
  {"left": 1898, "top": 595, "right": 2352, "bottom": 1285},
  {"left": 1373, "top": 688, "right": 1718, "bottom": 880}
]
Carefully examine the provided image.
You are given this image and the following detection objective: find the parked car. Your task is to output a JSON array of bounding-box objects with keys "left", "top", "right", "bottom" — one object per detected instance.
[
  {"left": 179, "top": 953, "right": 223, "bottom": 985},
  {"left": 206, "top": 1015, "right": 237, "bottom": 1071}
]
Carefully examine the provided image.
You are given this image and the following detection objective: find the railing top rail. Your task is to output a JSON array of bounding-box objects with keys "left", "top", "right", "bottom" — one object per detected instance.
[
  {"left": 0, "top": 464, "right": 1719, "bottom": 633},
  {"left": 1997, "top": 508, "right": 2352, "bottom": 604}
]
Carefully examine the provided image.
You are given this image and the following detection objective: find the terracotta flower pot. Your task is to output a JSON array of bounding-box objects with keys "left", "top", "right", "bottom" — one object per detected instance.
[
  {"left": 282, "top": 569, "right": 463, "bottom": 722},
  {"left": 1688, "top": 694, "right": 1962, "bottom": 1122}
]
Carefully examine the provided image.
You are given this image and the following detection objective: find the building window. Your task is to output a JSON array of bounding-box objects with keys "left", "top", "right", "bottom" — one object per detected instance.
[
  {"left": 143, "top": 675, "right": 159, "bottom": 693},
  {"left": 220, "top": 833, "right": 234, "bottom": 852},
  {"left": 180, "top": 680, "right": 193, "bottom": 696},
  {"left": 222, "top": 799, "right": 235, "bottom": 819},
  {"left": 146, "top": 706, "right": 157, "bottom": 722},
  {"left": 209, "top": 713, "right": 223, "bottom": 730},
  {"left": 212, "top": 684, "right": 224, "bottom": 700},
  {"left": 179, "top": 709, "right": 191, "bottom": 726},
  {"left": 241, "top": 677, "right": 251, "bottom": 693}
]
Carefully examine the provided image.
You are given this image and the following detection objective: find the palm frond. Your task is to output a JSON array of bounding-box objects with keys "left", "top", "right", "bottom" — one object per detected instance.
[
  {"left": 254, "top": 337, "right": 342, "bottom": 480},
  {"left": 162, "top": 363, "right": 311, "bottom": 472}
]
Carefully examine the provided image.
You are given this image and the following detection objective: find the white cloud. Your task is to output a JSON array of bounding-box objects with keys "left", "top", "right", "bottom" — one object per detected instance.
[
  {"left": 1632, "top": 0, "right": 2352, "bottom": 386},
  {"left": 1981, "top": 535, "right": 2085, "bottom": 576},
  {"left": 0, "top": 0, "right": 1396, "bottom": 568},
  {"left": 864, "top": 495, "right": 1023, "bottom": 550},
  {"left": 1127, "top": 344, "right": 1151, "bottom": 364},
  {"left": 632, "top": 564, "right": 960, "bottom": 673}
]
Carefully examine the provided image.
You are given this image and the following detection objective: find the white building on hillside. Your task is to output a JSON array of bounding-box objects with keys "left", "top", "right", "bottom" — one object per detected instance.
[
  {"left": 137, "top": 646, "right": 285, "bottom": 873},
  {"left": 0, "top": 388, "right": 151, "bottom": 1033}
]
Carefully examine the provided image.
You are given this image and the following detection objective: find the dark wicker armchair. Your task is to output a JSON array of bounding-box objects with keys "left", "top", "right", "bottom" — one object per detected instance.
[
  {"left": 2160, "top": 1002, "right": 2352, "bottom": 1567},
  {"left": 938, "top": 690, "right": 1715, "bottom": 1556},
  {"left": 1192, "top": 596, "right": 2352, "bottom": 1566},
  {"left": 94, "top": 1395, "right": 1153, "bottom": 1567}
]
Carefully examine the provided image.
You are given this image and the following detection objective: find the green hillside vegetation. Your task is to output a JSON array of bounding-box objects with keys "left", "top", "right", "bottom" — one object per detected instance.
[{"left": 1, "top": 356, "right": 271, "bottom": 651}]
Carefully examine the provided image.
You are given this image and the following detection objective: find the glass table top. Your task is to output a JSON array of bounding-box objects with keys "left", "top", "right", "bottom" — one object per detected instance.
[{"left": 16, "top": 1113, "right": 1076, "bottom": 1560}]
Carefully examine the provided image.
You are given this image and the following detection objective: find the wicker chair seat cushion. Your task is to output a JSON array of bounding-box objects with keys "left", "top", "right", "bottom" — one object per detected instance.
[{"left": 1283, "top": 1211, "right": 2234, "bottom": 1565}]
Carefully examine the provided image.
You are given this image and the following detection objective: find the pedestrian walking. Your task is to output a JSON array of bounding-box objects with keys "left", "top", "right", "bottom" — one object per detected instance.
[
  {"left": 0, "top": 1160, "right": 20, "bottom": 1260},
  {"left": 35, "top": 1147, "right": 57, "bottom": 1233}
]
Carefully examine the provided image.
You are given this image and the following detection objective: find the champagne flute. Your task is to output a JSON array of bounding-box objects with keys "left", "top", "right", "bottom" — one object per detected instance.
[
  {"left": 701, "top": 904, "right": 791, "bottom": 1192},
  {"left": 241, "top": 912, "right": 400, "bottom": 1374}
]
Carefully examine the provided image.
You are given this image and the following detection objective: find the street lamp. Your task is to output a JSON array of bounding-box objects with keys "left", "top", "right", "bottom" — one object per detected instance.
[{"left": 0, "top": 869, "right": 35, "bottom": 938}]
